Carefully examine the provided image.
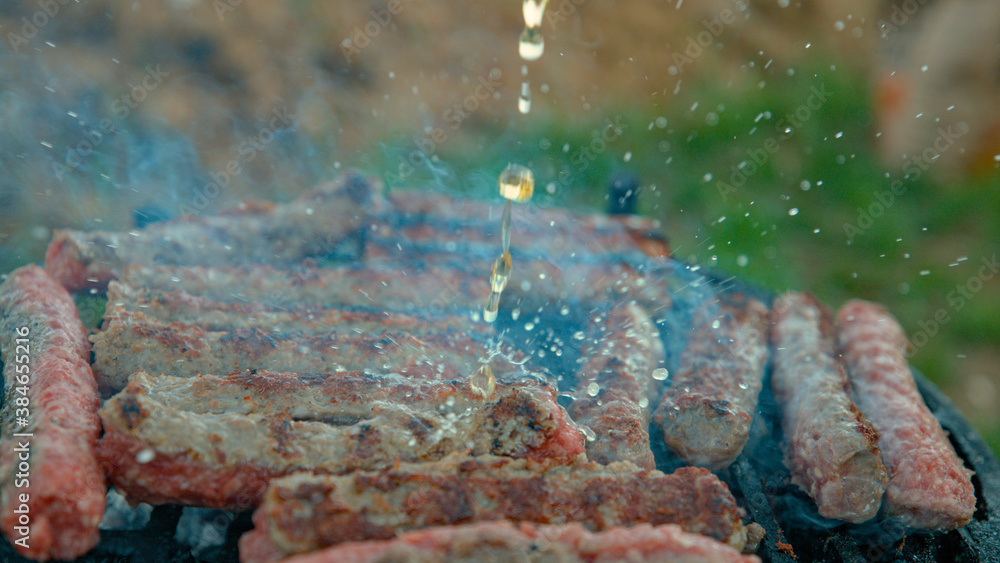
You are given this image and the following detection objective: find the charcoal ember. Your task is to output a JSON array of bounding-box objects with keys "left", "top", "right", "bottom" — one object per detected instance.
[
  {"left": 99, "top": 488, "right": 153, "bottom": 531},
  {"left": 174, "top": 507, "right": 235, "bottom": 558}
]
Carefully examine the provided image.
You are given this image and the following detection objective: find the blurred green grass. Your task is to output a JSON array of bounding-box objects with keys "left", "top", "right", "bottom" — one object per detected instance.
[{"left": 363, "top": 61, "right": 1000, "bottom": 456}]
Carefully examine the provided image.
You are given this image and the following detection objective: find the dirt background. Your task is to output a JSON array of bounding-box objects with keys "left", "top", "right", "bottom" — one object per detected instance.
[{"left": 1, "top": 0, "right": 999, "bottom": 449}]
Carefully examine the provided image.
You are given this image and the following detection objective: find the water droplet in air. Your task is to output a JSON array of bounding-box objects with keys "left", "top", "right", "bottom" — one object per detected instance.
[
  {"left": 518, "top": 26, "right": 545, "bottom": 60},
  {"left": 518, "top": 80, "right": 531, "bottom": 114}
]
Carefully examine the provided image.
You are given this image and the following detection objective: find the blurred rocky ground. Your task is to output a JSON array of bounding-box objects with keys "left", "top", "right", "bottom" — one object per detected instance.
[{"left": 0, "top": 0, "right": 999, "bottom": 448}]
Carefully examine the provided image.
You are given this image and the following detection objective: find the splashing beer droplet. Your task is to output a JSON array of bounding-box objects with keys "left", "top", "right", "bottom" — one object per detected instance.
[
  {"left": 483, "top": 291, "right": 501, "bottom": 322},
  {"left": 471, "top": 364, "right": 496, "bottom": 398},
  {"left": 498, "top": 163, "right": 535, "bottom": 202},
  {"left": 518, "top": 26, "right": 545, "bottom": 61},
  {"left": 482, "top": 165, "right": 534, "bottom": 323},
  {"left": 518, "top": 80, "right": 532, "bottom": 114},
  {"left": 491, "top": 251, "right": 513, "bottom": 293},
  {"left": 518, "top": 0, "right": 549, "bottom": 117}
]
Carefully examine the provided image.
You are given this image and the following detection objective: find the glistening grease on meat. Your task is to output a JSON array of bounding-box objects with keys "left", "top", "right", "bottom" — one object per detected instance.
[
  {"left": 837, "top": 300, "right": 975, "bottom": 530},
  {"left": 655, "top": 293, "right": 770, "bottom": 470},
  {"left": 770, "top": 293, "right": 888, "bottom": 523},
  {"left": 570, "top": 302, "right": 666, "bottom": 468},
  {"left": 91, "top": 309, "right": 506, "bottom": 390},
  {"left": 97, "top": 370, "right": 584, "bottom": 509}
]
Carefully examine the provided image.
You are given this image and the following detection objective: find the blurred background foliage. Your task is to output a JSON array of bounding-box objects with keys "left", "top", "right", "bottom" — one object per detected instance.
[{"left": 1, "top": 0, "right": 998, "bottom": 452}]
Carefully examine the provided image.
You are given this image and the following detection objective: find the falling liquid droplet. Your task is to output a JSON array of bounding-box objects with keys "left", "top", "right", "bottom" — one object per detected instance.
[
  {"left": 483, "top": 291, "right": 500, "bottom": 323},
  {"left": 518, "top": 26, "right": 545, "bottom": 60},
  {"left": 490, "top": 251, "right": 513, "bottom": 293},
  {"left": 499, "top": 163, "right": 535, "bottom": 202},
  {"left": 518, "top": 80, "right": 531, "bottom": 114}
]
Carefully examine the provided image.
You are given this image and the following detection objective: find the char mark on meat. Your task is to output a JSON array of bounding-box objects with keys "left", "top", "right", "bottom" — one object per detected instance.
[
  {"left": 770, "top": 292, "right": 888, "bottom": 523},
  {"left": 44, "top": 173, "right": 384, "bottom": 292},
  {"left": 91, "top": 309, "right": 509, "bottom": 390},
  {"left": 105, "top": 280, "right": 489, "bottom": 337},
  {"left": 118, "top": 260, "right": 489, "bottom": 314},
  {"left": 377, "top": 190, "right": 668, "bottom": 260},
  {"left": 240, "top": 454, "right": 749, "bottom": 562}
]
